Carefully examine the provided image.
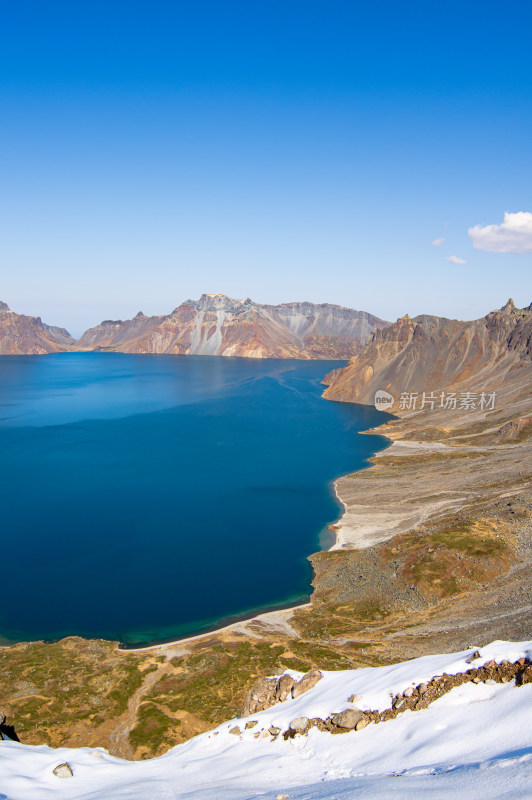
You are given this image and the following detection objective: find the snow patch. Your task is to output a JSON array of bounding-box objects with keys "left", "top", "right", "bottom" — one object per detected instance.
[{"left": 1, "top": 640, "right": 531, "bottom": 799}]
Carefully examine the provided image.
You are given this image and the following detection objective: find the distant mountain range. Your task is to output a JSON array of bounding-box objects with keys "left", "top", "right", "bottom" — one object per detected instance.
[
  {"left": 3, "top": 295, "right": 530, "bottom": 391},
  {"left": 0, "top": 294, "right": 389, "bottom": 358}
]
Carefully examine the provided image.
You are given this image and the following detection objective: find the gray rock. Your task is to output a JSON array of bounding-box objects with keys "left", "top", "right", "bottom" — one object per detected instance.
[
  {"left": 229, "top": 726, "right": 241, "bottom": 736},
  {"left": 418, "top": 683, "right": 428, "bottom": 695},
  {"left": 466, "top": 650, "right": 481, "bottom": 664},
  {"left": 269, "top": 726, "right": 281, "bottom": 735},
  {"left": 275, "top": 674, "right": 296, "bottom": 702},
  {"left": 292, "top": 669, "right": 323, "bottom": 699},
  {"left": 403, "top": 687, "right": 414, "bottom": 698},
  {"left": 355, "top": 717, "right": 369, "bottom": 731},
  {"left": 330, "top": 708, "right": 364, "bottom": 730},
  {"left": 245, "top": 720, "right": 258, "bottom": 729},
  {"left": 53, "top": 763, "right": 73, "bottom": 778},
  {"left": 290, "top": 716, "right": 309, "bottom": 732},
  {"left": 348, "top": 693, "right": 362, "bottom": 703}
]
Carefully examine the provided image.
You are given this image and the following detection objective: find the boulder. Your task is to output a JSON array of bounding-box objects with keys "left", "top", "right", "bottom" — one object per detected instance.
[
  {"left": 330, "top": 708, "right": 364, "bottom": 730},
  {"left": 229, "top": 726, "right": 241, "bottom": 736},
  {"left": 290, "top": 716, "right": 309, "bottom": 733},
  {"left": 348, "top": 693, "right": 362, "bottom": 703},
  {"left": 53, "top": 763, "right": 73, "bottom": 779},
  {"left": 355, "top": 717, "right": 369, "bottom": 731},
  {"left": 518, "top": 665, "right": 532, "bottom": 685},
  {"left": 269, "top": 726, "right": 281, "bottom": 736},
  {"left": 241, "top": 677, "right": 278, "bottom": 716},
  {"left": 418, "top": 683, "right": 428, "bottom": 695},
  {"left": 275, "top": 674, "right": 296, "bottom": 702},
  {"left": 292, "top": 669, "right": 323, "bottom": 699},
  {"left": 403, "top": 687, "right": 414, "bottom": 698},
  {"left": 245, "top": 720, "right": 258, "bottom": 729}
]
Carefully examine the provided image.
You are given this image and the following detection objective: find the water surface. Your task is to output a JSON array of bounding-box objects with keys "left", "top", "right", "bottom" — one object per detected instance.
[{"left": 0, "top": 353, "right": 389, "bottom": 646}]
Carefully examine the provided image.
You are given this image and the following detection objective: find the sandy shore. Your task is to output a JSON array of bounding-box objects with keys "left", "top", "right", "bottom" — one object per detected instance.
[
  {"left": 329, "top": 439, "right": 466, "bottom": 550},
  {"left": 119, "top": 602, "right": 312, "bottom": 653}
]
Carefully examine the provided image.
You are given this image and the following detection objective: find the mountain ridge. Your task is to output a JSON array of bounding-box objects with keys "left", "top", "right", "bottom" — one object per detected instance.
[
  {"left": 77, "top": 293, "right": 389, "bottom": 359},
  {"left": 0, "top": 301, "right": 76, "bottom": 355},
  {"left": 323, "top": 298, "right": 532, "bottom": 408}
]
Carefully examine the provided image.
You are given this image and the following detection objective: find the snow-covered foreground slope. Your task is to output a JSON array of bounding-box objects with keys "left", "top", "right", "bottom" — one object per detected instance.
[{"left": 1, "top": 641, "right": 532, "bottom": 799}]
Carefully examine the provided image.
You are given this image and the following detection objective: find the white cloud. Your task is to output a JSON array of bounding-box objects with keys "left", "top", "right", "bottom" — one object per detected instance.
[
  {"left": 431, "top": 238, "right": 445, "bottom": 247},
  {"left": 446, "top": 255, "right": 467, "bottom": 265},
  {"left": 468, "top": 211, "right": 532, "bottom": 253}
]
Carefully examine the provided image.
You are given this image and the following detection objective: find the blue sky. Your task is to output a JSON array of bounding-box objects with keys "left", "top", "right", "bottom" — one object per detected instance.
[{"left": 1, "top": 1, "right": 531, "bottom": 336}]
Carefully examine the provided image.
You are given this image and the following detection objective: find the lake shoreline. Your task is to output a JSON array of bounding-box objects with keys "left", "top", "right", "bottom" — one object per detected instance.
[
  {"left": 118, "top": 414, "right": 393, "bottom": 653},
  {"left": 0, "top": 421, "right": 391, "bottom": 654}
]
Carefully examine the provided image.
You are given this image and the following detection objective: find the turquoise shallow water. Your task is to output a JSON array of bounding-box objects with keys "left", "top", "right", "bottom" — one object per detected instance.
[{"left": 0, "top": 353, "right": 389, "bottom": 647}]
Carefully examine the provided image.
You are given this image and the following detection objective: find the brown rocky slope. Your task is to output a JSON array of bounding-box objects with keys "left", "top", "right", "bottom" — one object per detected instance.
[
  {"left": 0, "top": 301, "right": 76, "bottom": 355},
  {"left": 323, "top": 298, "right": 531, "bottom": 407},
  {"left": 303, "top": 298, "right": 532, "bottom": 662}
]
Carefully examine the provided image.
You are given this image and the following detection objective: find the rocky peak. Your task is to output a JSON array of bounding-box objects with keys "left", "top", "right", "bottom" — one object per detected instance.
[
  {"left": 0, "top": 300, "right": 10, "bottom": 312},
  {"left": 182, "top": 293, "right": 252, "bottom": 314},
  {"left": 501, "top": 298, "right": 516, "bottom": 313}
]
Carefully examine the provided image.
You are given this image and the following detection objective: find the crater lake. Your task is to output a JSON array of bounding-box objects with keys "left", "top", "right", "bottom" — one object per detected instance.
[{"left": 0, "top": 353, "right": 389, "bottom": 647}]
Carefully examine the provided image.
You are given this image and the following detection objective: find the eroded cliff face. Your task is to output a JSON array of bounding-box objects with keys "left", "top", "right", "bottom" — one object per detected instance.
[
  {"left": 0, "top": 302, "right": 76, "bottom": 355},
  {"left": 77, "top": 293, "right": 389, "bottom": 359},
  {"left": 323, "top": 299, "right": 532, "bottom": 407}
]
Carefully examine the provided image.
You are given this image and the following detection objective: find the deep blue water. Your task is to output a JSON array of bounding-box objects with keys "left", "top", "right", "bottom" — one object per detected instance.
[{"left": 0, "top": 353, "right": 389, "bottom": 647}]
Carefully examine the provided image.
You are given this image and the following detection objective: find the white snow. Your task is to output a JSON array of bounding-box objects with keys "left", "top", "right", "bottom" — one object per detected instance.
[{"left": 1, "top": 640, "right": 532, "bottom": 799}]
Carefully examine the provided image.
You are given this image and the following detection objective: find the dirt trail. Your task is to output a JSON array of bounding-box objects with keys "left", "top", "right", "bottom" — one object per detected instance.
[{"left": 110, "top": 661, "right": 172, "bottom": 759}]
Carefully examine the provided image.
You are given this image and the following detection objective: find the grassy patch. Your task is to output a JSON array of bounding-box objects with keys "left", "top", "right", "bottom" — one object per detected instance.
[
  {"left": 129, "top": 702, "right": 180, "bottom": 755},
  {"left": 147, "top": 642, "right": 288, "bottom": 724},
  {"left": 381, "top": 519, "right": 511, "bottom": 600},
  {"left": 106, "top": 662, "right": 147, "bottom": 714},
  {"left": 292, "top": 596, "right": 390, "bottom": 642},
  {"left": 432, "top": 525, "right": 507, "bottom": 557}
]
